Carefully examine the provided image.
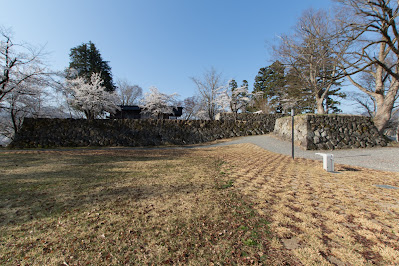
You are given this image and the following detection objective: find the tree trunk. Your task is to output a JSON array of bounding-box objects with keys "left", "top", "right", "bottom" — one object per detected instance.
[
  {"left": 315, "top": 96, "right": 326, "bottom": 114},
  {"left": 372, "top": 60, "right": 398, "bottom": 133},
  {"left": 10, "top": 108, "right": 19, "bottom": 136},
  {"left": 373, "top": 91, "right": 396, "bottom": 133}
]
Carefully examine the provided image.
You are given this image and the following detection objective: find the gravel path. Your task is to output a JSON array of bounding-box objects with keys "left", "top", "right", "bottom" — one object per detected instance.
[{"left": 206, "top": 134, "right": 399, "bottom": 172}]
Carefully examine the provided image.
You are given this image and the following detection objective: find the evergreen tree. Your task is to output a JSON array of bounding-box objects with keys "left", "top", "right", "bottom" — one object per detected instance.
[
  {"left": 284, "top": 68, "right": 315, "bottom": 113},
  {"left": 241, "top": 80, "right": 248, "bottom": 90},
  {"left": 68, "top": 41, "right": 116, "bottom": 92},
  {"left": 324, "top": 87, "right": 346, "bottom": 114},
  {"left": 229, "top": 79, "right": 238, "bottom": 91},
  {"left": 284, "top": 68, "right": 345, "bottom": 114},
  {"left": 252, "top": 61, "right": 345, "bottom": 114},
  {"left": 252, "top": 61, "right": 286, "bottom": 113}
]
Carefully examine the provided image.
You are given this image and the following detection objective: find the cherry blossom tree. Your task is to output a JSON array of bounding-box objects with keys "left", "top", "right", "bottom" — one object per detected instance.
[
  {"left": 0, "top": 72, "right": 69, "bottom": 142},
  {"left": 0, "top": 27, "right": 59, "bottom": 142},
  {"left": 0, "top": 27, "right": 48, "bottom": 104},
  {"left": 215, "top": 80, "right": 251, "bottom": 119},
  {"left": 140, "top": 87, "right": 178, "bottom": 119},
  {"left": 228, "top": 80, "right": 251, "bottom": 114},
  {"left": 66, "top": 72, "right": 119, "bottom": 119}
]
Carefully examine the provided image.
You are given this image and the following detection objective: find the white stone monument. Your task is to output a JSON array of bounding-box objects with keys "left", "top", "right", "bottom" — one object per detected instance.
[{"left": 315, "top": 153, "right": 334, "bottom": 172}]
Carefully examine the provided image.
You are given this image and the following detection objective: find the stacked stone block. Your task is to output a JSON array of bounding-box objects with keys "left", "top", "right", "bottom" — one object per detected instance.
[
  {"left": 10, "top": 116, "right": 281, "bottom": 148},
  {"left": 274, "top": 114, "right": 387, "bottom": 150}
]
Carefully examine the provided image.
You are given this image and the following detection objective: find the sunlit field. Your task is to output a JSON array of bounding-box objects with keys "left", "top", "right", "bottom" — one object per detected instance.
[
  {"left": 1, "top": 144, "right": 399, "bottom": 264},
  {"left": 217, "top": 144, "right": 399, "bottom": 265}
]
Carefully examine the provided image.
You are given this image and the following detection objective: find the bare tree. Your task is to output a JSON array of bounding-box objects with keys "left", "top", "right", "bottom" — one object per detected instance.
[
  {"left": 180, "top": 96, "right": 202, "bottom": 120},
  {"left": 0, "top": 27, "right": 56, "bottom": 140},
  {"left": 351, "top": 91, "right": 378, "bottom": 117},
  {"left": 336, "top": 0, "right": 399, "bottom": 132},
  {"left": 273, "top": 9, "right": 348, "bottom": 114},
  {"left": 3, "top": 84, "right": 42, "bottom": 138},
  {"left": 116, "top": 79, "right": 142, "bottom": 105},
  {"left": 248, "top": 96, "right": 274, "bottom": 114},
  {"left": 351, "top": 68, "right": 399, "bottom": 117},
  {"left": 0, "top": 27, "right": 48, "bottom": 104},
  {"left": 191, "top": 67, "right": 225, "bottom": 120}
]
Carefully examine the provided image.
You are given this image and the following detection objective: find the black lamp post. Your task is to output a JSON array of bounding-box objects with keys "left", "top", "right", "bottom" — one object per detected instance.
[{"left": 291, "top": 108, "right": 295, "bottom": 159}]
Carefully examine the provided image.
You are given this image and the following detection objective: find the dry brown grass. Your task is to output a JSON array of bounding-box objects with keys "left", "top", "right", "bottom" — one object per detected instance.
[
  {"left": 0, "top": 148, "right": 294, "bottom": 265},
  {"left": 2, "top": 144, "right": 398, "bottom": 265},
  {"left": 207, "top": 143, "right": 399, "bottom": 265}
]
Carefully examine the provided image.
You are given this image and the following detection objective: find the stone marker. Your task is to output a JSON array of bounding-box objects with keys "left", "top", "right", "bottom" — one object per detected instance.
[{"left": 315, "top": 153, "right": 334, "bottom": 172}]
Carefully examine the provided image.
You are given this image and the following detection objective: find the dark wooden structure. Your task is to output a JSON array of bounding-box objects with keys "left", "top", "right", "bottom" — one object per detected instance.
[{"left": 110, "top": 105, "right": 183, "bottom": 119}]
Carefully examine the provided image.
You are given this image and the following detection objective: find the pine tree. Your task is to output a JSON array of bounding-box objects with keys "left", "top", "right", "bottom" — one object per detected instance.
[
  {"left": 253, "top": 61, "right": 286, "bottom": 113},
  {"left": 241, "top": 80, "right": 248, "bottom": 90},
  {"left": 284, "top": 68, "right": 315, "bottom": 113},
  {"left": 229, "top": 79, "right": 238, "bottom": 91},
  {"left": 324, "top": 87, "right": 346, "bottom": 114},
  {"left": 252, "top": 61, "right": 345, "bottom": 114},
  {"left": 68, "top": 41, "right": 116, "bottom": 92}
]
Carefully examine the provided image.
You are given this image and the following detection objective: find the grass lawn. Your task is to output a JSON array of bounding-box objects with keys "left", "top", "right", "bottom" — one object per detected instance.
[{"left": 0, "top": 148, "right": 293, "bottom": 265}]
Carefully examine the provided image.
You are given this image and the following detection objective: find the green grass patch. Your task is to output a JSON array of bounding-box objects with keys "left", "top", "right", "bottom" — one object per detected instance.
[{"left": 217, "top": 179, "right": 234, "bottom": 189}]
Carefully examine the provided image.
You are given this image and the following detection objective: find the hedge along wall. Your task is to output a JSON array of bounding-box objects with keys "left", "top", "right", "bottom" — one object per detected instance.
[
  {"left": 274, "top": 114, "right": 387, "bottom": 150},
  {"left": 9, "top": 115, "right": 282, "bottom": 148}
]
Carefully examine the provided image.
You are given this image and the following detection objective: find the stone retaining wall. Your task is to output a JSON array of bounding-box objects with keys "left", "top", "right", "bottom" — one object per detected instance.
[
  {"left": 9, "top": 116, "right": 281, "bottom": 148},
  {"left": 215, "top": 113, "right": 284, "bottom": 122},
  {"left": 274, "top": 114, "right": 387, "bottom": 150}
]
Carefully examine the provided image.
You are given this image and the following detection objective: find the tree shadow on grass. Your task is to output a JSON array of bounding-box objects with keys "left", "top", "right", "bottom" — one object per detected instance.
[
  {"left": 339, "top": 166, "right": 361, "bottom": 172},
  {"left": 0, "top": 149, "right": 197, "bottom": 227}
]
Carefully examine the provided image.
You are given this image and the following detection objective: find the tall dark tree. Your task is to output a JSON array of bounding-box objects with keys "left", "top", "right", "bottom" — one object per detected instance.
[
  {"left": 284, "top": 68, "right": 345, "bottom": 114},
  {"left": 241, "top": 80, "right": 248, "bottom": 90},
  {"left": 252, "top": 61, "right": 286, "bottom": 113},
  {"left": 251, "top": 61, "right": 343, "bottom": 114},
  {"left": 229, "top": 79, "right": 238, "bottom": 91},
  {"left": 68, "top": 41, "right": 116, "bottom": 92},
  {"left": 273, "top": 9, "right": 348, "bottom": 114},
  {"left": 325, "top": 88, "right": 346, "bottom": 114},
  {"left": 284, "top": 68, "right": 315, "bottom": 113}
]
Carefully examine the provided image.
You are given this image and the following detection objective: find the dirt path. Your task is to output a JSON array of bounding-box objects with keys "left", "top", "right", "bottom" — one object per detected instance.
[
  {"left": 207, "top": 143, "right": 399, "bottom": 265},
  {"left": 207, "top": 134, "right": 399, "bottom": 172}
]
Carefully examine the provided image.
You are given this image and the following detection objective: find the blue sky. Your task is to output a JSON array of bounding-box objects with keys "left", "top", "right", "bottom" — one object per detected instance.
[{"left": 2, "top": 0, "right": 356, "bottom": 111}]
